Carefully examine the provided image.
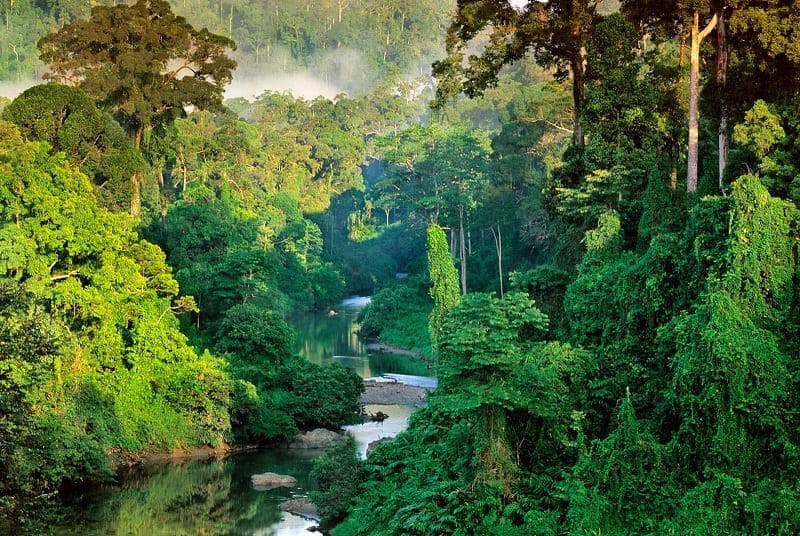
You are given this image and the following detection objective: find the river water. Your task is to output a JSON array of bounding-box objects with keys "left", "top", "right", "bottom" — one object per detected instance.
[{"left": 37, "top": 297, "right": 432, "bottom": 536}]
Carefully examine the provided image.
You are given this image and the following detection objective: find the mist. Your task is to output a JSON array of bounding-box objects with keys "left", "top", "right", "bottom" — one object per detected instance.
[
  {"left": 226, "top": 46, "right": 380, "bottom": 102},
  {"left": 226, "top": 72, "right": 344, "bottom": 101},
  {"left": 0, "top": 79, "right": 39, "bottom": 100}
]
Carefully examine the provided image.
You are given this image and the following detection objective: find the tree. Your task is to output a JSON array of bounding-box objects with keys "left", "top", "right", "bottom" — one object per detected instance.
[
  {"left": 688, "top": 9, "right": 718, "bottom": 193},
  {"left": 38, "top": 0, "right": 236, "bottom": 217},
  {"left": 426, "top": 224, "right": 460, "bottom": 353},
  {"left": 3, "top": 84, "right": 145, "bottom": 211},
  {"left": 215, "top": 304, "right": 295, "bottom": 384},
  {"left": 0, "top": 121, "right": 234, "bottom": 494},
  {"left": 433, "top": 0, "right": 600, "bottom": 149},
  {"left": 621, "top": 0, "right": 800, "bottom": 193}
]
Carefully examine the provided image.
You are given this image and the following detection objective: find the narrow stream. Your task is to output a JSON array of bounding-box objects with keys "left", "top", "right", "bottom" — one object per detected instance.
[{"left": 40, "top": 297, "right": 433, "bottom": 535}]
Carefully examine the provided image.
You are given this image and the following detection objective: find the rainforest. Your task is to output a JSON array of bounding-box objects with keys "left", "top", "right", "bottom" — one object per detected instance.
[{"left": 0, "top": 0, "right": 799, "bottom": 534}]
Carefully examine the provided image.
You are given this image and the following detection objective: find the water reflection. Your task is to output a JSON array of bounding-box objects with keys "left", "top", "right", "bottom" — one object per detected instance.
[
  {"left": 33, "top": 299, "right": 431, "bottom": 536},
  {"left": 44, "top": 450, "right": 317, "bottom": 536},
  {"left": 292, "top": 298, "right": 429, "bottom": 378}
]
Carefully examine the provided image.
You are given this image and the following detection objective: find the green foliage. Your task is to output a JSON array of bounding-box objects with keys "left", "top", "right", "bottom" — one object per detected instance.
[
  {"left": 733, "top": 100, "right": 786, "bottom": 159},
  {"left": 0, "top": 126, "right": 233, "bottom": 495},
  {"left": 311, "top": 435, "right": 367, "bottom": 529},
  {"left": 0, "top": 1, "right": 452, "bottom": 90},
  {"left": 278, "top": 358, "right": 364, "bottom": 431},
  {"left": 38, "top": 0, "right": 236, "bottom": 139},
  {"left": 426, "top": 224, "right": 460, "bottom": 352},
  {"left": 358, "top": 281, "right": 432, "bottom": 356},
  {"left": 216, "top": 304, "right": 295, "bottom": 377},
  {"left": 2, "top": 84, "right": 145, "bottom": 211},
  {"left": 216, "top": 303, "right": 363, "bottom": 441},
  {"left": 337, "top": 294, "right": 592, "bottom": 535},
  {"left": 509, "top": 265, "right": 571, "bottom": 337},
  {"left": 2, "top": 3, "right": 800, "bottom": 532},
  {"left": 637, "top": 170, "right": 678, "bottom": 249}
]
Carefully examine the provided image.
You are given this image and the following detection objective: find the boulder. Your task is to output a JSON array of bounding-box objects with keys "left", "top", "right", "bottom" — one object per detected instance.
[
  {"left": 289, "top": 428, "right": 345, "bottom": 449},
  {"left": 251, "top": 472, "right": 297, "bottom": 490},
  {"left": 279, "top": 498, "right": 319, "bottom": 519}
]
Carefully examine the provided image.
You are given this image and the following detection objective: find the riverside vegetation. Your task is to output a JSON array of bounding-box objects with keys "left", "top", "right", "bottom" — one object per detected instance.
[{"left": 0, "top": 0, "right": 799, "bottom": 535}]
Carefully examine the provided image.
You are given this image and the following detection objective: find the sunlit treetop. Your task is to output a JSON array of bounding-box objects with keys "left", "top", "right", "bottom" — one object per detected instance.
[{"left": 38, "top": 0, "right": 237, "bottom": 142}]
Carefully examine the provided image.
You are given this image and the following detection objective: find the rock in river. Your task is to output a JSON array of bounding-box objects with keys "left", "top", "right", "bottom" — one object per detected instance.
[
  {"left": 360, "top": 379, "right": 429, "bottom": 406},
  {"left": 251, "top": 472, "right": 297, "bottom": 490},
  {"left": 289, "top": 428, "right": 346, "bottom": 449},
  {"left": 279, "top": 498, "right": 319, "bottom": 519}
]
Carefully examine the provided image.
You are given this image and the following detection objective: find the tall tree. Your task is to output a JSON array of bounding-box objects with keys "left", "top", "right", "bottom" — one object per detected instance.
[
  {"left": 3, "top": 84, "right": 145, "bottom": 211},
  {"left": 433, "top": 0, "right": 600, "bottom": 149},
  {"left": 687, "top": 9, "right": 718, "bottom": 193},
  {"left": 427, "top": 223, "right": 461, "bottom": 353},
  {"left": 37, "top": 0, "right": 236, "bottom": 217},
  {"left": 619, "top": 0, "right": 791, "bottom": 193}
]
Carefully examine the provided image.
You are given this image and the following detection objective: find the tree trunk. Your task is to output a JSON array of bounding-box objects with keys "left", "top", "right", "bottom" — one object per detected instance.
[
  {"left": 679, "top": 28, "right": 688, "bottom": 67},
  {"left": 491, "top": 226, "right": 503, "bottom": 298},
  {"left": 687, "top": 12, "right": 718, "bottom": 193},
  {"left": 450, "top": 227, "right": 457, "bottom": 259},
  {"left": 131, "top": 127, "right": 144, "bottom": 218},
  {"left": 715, "top": 4, "right": 729, "bottom": 191},
  {"left": 158, "top": 165, "right": 167, "bottom": 225},
  {"left": 570, "top": 47, "right": 587, "bottom": 149},
  {"left": 459, "top": 205, "right": 467, "bottom": 295}
]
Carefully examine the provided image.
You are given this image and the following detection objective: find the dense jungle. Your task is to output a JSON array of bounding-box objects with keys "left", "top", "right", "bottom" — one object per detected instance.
[{"left": 0, "top": 0, "right": 799, "bottom": 534}]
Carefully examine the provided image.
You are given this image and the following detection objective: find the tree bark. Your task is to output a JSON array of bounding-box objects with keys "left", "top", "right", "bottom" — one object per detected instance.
[
  {"left": 158, "top": 165, "right": 167, "bottom": 225},
  {"left": 459, "top": 205, "right": 467, "bottom": 295},
  {"left": 131, "top": 127, "right": 144, "bottom": 218},
  {"left": 491, "top": 226, "right": 503, "bottom": 298},
  {"left": 570, "top": 47, "right": 587, "bottom": 149},
  {"left": 715, "top": 4, "right": 729, "bottom": 191},
  {"left": 687, "top": 12, "right": 718, "bottom": 193}
]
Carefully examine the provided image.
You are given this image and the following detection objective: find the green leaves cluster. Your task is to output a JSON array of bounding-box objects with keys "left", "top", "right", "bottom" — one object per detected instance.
[{"left": 0, "top": 125, "right": 232, "bottom": 496}]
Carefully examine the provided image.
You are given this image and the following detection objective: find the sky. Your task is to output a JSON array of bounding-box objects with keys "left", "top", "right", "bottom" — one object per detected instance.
[{"left": 509, "top": 0, "right": 529, "bottom": 7}]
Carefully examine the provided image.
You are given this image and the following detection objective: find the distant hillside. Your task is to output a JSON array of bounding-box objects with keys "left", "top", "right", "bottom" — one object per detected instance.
[{"left": 0, "top": 0, "right": 454, "bottom": 94}]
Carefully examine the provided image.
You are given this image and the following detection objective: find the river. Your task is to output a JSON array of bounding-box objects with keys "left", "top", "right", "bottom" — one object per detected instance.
[{"left": 37, "top": 297, "right": 432, "bottom": 535}]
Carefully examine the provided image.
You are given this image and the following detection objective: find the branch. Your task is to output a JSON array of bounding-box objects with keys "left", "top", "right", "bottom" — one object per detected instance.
[
  {"left": 539, "top": 118, "right": 574, "bottom": 134},
  {"left": 699, "top": 14, "right": 718, "bottom": 42},
  {"left": 51, "top": 270, "right": 79, "bottom": 282},
  {"left": 168, "top": 57, "right": 197, "bottom": 79}
]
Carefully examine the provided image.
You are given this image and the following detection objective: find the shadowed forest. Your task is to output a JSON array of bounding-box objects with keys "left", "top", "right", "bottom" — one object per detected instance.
[{"left": 0, "top": 0, "right": 799, "bottom": 534}]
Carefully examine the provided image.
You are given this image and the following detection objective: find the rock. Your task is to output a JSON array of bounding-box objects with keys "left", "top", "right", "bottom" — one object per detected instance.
[
  {"left": 369, "top": 410, "right": 389, "bottom": 422},
  {"left": 279, "top": 498, "right": 319, "bottom": 518},
  {"left": 360, "top": 380, "right": 429, "bottom": 405},
  {"left": 251, "top": 472, "right": 297, "bottom": 490},
  {"left": 366, "top": 437, "right": 391, "bottom": 456},
  {"left": 289, "top": 428, "right": 345, "bottom": 449}
]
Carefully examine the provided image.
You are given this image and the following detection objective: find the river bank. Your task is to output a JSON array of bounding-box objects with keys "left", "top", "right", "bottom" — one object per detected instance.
[
  {"left": 110, "top": 443, "right": 262, "bottom": 470},
  {"left": 360, "top": 378, "right": 432, "bottom": 406},
  {"left": 364, "top": 340, "right": 426, "bottom": 359},
  {"left": 105, "top": 374, "right": 433, "bottom": 471},
  {"left": 24, "top": 299, "right": 435, "bottom": 536}
]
